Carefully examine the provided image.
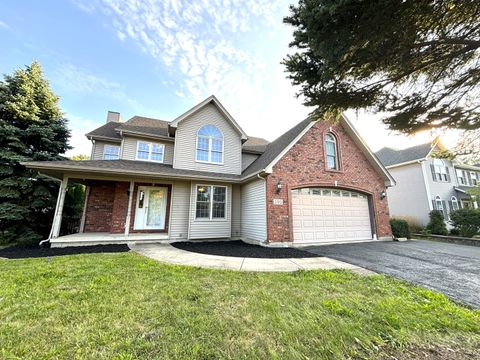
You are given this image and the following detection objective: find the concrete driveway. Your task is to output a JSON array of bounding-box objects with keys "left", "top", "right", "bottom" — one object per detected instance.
[{"left": 306, "top": 240, "right": 480, "bottom": 308}]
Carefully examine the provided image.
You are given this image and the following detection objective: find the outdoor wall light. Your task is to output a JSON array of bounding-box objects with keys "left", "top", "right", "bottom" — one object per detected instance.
[
  {"left": 380, "top": 190, "right": 386, "bottom": 200},
  {"left": 276, "top": 181, "right": 283, "bottom": 194}
]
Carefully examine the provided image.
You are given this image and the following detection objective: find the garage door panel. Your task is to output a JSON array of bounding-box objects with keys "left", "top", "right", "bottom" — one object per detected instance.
[{"left": 292, "top": 188, "right": 372, "bottom": 244}]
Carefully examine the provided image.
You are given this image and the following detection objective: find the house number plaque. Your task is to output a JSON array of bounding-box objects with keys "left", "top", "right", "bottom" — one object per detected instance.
[{"left": 272, "top": 199, "right": 284, "bottom": 205}]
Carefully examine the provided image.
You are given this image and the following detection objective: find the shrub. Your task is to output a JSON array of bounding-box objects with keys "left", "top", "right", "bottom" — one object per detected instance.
[
  {"left": 390, "top": 218, "right": 411, "bottom": 239},
  {"left": 426, "top": 210, "right": 448, "bottom": 235},
  {"left": 397, "top": 216, "right": 424, "bottom": 234},
  {"left": 449, "top": 208, "right": 480, "bottom": 238},
  {"left": 449, "top": 228, "right": 460, "bottom": 236}
]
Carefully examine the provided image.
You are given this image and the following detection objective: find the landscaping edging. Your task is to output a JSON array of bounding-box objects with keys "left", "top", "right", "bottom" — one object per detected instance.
[{"left": 413, "top": 233, "right": 480, "bottom": 247}]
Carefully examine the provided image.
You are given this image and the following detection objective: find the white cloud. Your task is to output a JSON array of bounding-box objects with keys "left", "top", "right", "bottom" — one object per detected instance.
[
  {"left": 54, "top": 63, "right": 154, "bottom": 115},
  {"left": 64, "top": 113, "right": 97, "bottom": 157},
  {"left": 0, "top": 20, "right": 11, "bottom": 30},
  {"left": 72, "top": 0, "right": 308, "bottom": 141}
]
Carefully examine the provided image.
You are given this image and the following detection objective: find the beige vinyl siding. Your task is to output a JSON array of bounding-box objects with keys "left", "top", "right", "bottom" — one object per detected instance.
[
  {"left": 242, "top": 153, "right": 260, "bottom": 171},
  {"left": 92, "top": 141, "right": 121, "bottom": 160},
  {"left": 231, "top": 184, "right": 241, "bottom": 239},
  {"left": 241, "top": 178, "right": 267, "bottom": 241},
  {"left": 188, "top": 182, "right": 232, "bottom": 239},
  {"left": 173, "top": 103, "right": 242, "bottom": 175},
  {"left": 169, "top": 180, "right": 190, "bottom": 240},
  {"left": 121, "top": 136, "right": 174, "bottom": 164}
]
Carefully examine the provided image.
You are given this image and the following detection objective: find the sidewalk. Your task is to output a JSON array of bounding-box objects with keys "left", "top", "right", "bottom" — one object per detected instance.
[{"left": 129, "top": 243, "right": 374, "bottom": 274}]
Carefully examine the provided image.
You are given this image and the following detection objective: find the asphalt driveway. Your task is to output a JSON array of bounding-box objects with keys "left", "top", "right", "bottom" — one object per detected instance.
[{"left": 306, "top": 240, "right": 480, "bottom": 308}]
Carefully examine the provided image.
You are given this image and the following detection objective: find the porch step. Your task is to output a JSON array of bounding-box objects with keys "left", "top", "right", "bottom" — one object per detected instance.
[{"left": 50, "top": 233, "right": 171, "bottom": 248}]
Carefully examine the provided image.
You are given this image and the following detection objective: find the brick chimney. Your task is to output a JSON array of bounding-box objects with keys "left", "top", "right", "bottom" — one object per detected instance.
[{"left": 106, "top": 111, "right": 122, "bottom": 123}]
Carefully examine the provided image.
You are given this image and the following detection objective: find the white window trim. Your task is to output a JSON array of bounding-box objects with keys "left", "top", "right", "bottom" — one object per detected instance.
[
  {"left": 135, "top": 141, "right": 165, "bottom": 163},
  {"left": 195, "top": 126, "right": 224, "bottom": 165},
  {"left": 451, "top": 196, "right": 459, "bottom": 211},
  {"left": 433, "top": 159, "right": 448, "bottom": 182},
  {"left": 194, "top": 184, "right": 227, "bottom": 221},
  {"left": 325, "top": 133, "right": 339, "bottom": 170},
  {"left": 103, "top": 144, "right": 120, "bottom": 160},
  {"left": 435, "top": 195, "right": 444, "bottom": 211},
  {"left": 470, "top": 171, "right": 478, "bottom": 186}
]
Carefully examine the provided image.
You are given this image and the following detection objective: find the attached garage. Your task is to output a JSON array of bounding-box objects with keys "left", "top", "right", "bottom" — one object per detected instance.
[{"left": 291, "top": 188, "right": 373, "bottom": 244}]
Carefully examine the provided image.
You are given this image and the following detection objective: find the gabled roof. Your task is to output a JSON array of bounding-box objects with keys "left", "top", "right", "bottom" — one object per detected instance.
[
  {"left": 118, "top": 116, "right": 170, "bottom": 138},
  {"left": 242, "top": 118, "right": 313, "bottom": 177},
  {"left": 375, "top": 143, "right": 433, "bottom": 167},
  {"left": 242, "top": 115, "right": 395, "bottom": 186},
  {"left": 85, "top": 121, "right": 122, "bottom": 141},
  {"left": 169, "top": 95, "right": 248, "bottom": 141},
  {"left": 242, "top": 136, "right": 270, "bottom": 154}
]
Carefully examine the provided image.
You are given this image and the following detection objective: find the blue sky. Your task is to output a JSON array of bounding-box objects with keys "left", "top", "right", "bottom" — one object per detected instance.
[{"left": 0, "top": 0, "right": 455, "bottom": 156}]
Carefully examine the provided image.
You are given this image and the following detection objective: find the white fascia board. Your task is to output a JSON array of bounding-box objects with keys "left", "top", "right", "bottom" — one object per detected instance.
[
  {"left": 264, "top": 121, "right": 316, "bottom": 173},
  {"left": 340, "top": 114, "right": 396, "bottom": 187},
  {"left": 170, "top": 95, "right": 248, "bottom": 140},
  {"left": 385, "top": 158, "right": 427, "bottom": 169}
]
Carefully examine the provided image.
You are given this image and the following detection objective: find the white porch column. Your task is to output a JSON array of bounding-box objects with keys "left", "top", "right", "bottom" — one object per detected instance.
[
  {"left": 79, "top": 185, "right": 90, "bottom": 233},
  {"left": 124, "top": 181, "right": 135, "bottom": 236},
  {"left": 50, "top": 176, "right": 68, "bottom": 239}
]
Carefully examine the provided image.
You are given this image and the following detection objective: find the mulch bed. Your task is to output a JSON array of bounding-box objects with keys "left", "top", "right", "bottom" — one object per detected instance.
[
  {"left": 0, "top": 244, "right": 130, "bottom": 259},
  {"left": 172, "top": 240, "right": 318, "bottom": 259}
]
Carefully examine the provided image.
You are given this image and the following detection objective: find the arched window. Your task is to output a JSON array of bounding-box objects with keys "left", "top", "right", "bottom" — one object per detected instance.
[
  {"left": 451, "top": 196, "right": 459, "bottom": 211},
  {"left": 435, "top": 195, "right": 443, "bottom": 211},
  {"left": 325, "top": 133, "right": 339, "bottom": 170},
  {"left": 196, "top": 125, "right": 223, "bottom": 164}
]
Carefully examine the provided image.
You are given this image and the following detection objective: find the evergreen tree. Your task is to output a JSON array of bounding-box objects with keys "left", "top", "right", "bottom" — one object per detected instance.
[
  {"left": 0, "top": 61, "right": 70, "bottom": 244},
  {"left": 283, "top": 0, "right": 480, "bottom": 133}
]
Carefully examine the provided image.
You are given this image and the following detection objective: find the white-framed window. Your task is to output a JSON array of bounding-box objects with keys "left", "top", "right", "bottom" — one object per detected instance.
[
  {"left": 135, "top": 141, "right": 165, "bottom": 162},
  {"left": 196, "top": 125, "right": 223, "bottom": 164},
  {"left": 325, "top": 133, "right": 339, "bottom": 170},
  {"left": 103, "top": 145, "right": 120, "bottom": 160},
  {"left": 451, "top": 196, "right": 459, "bottom": 211},
  {"left": 435, "top": 196, "right": 443, "bottom": 210},
  {"left": 456, "top": 169, "right": 466, "bottom": 185},
  {"left": 433, "top": 159, "right": 448, "bottom": 182},
  {"left": 470, "top": 172, "right": 478, "bottom": 186},
  {"left": 195, "top": 185, "right": 226, "bottom": 220}
]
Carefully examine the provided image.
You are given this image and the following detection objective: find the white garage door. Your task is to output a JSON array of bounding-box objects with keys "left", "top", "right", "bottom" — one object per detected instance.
[{"left": 292, "top": 188, "right": 372, "bottom": 244}]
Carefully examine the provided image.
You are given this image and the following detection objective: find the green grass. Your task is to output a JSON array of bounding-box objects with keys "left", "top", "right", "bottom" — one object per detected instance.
[{"left": 0, "top": 252, "right": 479, "bottom": 359}]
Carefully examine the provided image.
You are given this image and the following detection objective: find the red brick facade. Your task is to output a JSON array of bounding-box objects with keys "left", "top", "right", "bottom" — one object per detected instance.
[
  {"left": 83, "top": 180, "right": 171, "bottom": 234},
  {"left": 265, "top": 120, "right": 392, "bottom": 242}
]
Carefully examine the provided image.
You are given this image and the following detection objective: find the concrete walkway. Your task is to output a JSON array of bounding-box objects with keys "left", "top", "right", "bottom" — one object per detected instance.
[{"left": 129, "top": 243, "right": 374, "bottom": 274}]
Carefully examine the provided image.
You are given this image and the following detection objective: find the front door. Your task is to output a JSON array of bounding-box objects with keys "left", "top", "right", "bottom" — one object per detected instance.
[{"left": 134, "top": 187, "right": 168, "bottom": 230}]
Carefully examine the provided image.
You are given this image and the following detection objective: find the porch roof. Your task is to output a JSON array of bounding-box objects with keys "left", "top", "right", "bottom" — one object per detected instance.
[
  {"left": 454, "top": 186, "right": 475, "bottom": 198},
  {"left": 22, "top": 159, "right": 243, "bottom": 182}
]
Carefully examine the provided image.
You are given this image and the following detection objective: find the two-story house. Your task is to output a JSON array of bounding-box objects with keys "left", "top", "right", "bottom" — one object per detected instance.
[
  {"left": 376, "top": 139, "right": 479, "bottom": 227},
  {"left": 24, "top": 95, "right": 395, "bottom": 247}
]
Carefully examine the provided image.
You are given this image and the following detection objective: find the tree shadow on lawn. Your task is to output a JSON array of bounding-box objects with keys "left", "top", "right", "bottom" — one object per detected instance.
[{"left": 0, "top": 244, "right": 130, "bottom": 259}]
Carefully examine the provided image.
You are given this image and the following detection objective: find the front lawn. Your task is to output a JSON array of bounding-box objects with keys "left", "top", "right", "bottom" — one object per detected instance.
[{"left": 0, "top": 252, "right": 479, "bottom": 359}]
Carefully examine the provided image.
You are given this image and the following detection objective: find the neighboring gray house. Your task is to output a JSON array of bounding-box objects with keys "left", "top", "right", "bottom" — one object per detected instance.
[{"left": 376, "top": 139, "right": 479, "bottom": 226}]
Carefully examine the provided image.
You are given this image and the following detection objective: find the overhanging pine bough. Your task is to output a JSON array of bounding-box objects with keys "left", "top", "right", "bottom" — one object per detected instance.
[{"left": 283, "top": 0, "right": 480, "bottom": 133}]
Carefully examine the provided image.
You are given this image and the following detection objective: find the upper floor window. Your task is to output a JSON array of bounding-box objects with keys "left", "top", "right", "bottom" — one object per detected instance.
[
  {"left": 470, "top": 171, "right": 478, "bottom": 186},
  {"left": 456, "top": 169, "right": 466, "bottom": 185},
  {"left": 196, "top": 125, "right": 223, "bottom": 164},
  {"left": 103, "top": 145, "right": 120, "bottom": 160},
  {"left": 136, "top": 141, "right": 164, "bottom": 162},
  {"left": 325, "top": 133, "right": 339, "bottom": 170},
  {"left": 432, "top": 159, "right": 448, "bottom": 182}
]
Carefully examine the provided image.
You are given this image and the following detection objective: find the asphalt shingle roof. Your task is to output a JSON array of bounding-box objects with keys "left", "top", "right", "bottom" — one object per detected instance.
[
  {"left": 26, "top": 160, "right": 242, "bottom": 180},
  {"left": 242, "top": 136, "right": 270, "bottom": 154},
  {"left": 242, "top": 118, "right": 312, "bottom": 176},
  {"left": 375, "top": 143, "right": 432, "bottom": 167},
  {"left": 85, "top": 121, "right": 122, "bottom": 140}
]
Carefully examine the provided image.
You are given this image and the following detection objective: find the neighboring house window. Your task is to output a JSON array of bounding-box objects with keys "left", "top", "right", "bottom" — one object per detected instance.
[
  {"left": 103, "top": 145, "right": 120, "bottom": 160},
  {"left": 432, "top": 159, "right": 448, "bottom": 182},
  {"left": 433, "top": 195, "right": 447, "bottom": 219},
  {"left": 136, "top": 141, "right": 164, "bottom": 162},
  {"left": 196, "top": 125, "right": 223, "bottom": 164},
  {"left": 325, "top": 133, "right": 339, "bottom": 170},
  {"left": 470, "top": 172, "right": 478, "bottom": 186},
  {"left": 195, "top": 185, "right": 226, "bottom": 220},
  {"left": 451, "top": 196, "right": 459, "bottom": 211},
  {"left": 456, "top": 169, "right": 465, "bottom": 185}
]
